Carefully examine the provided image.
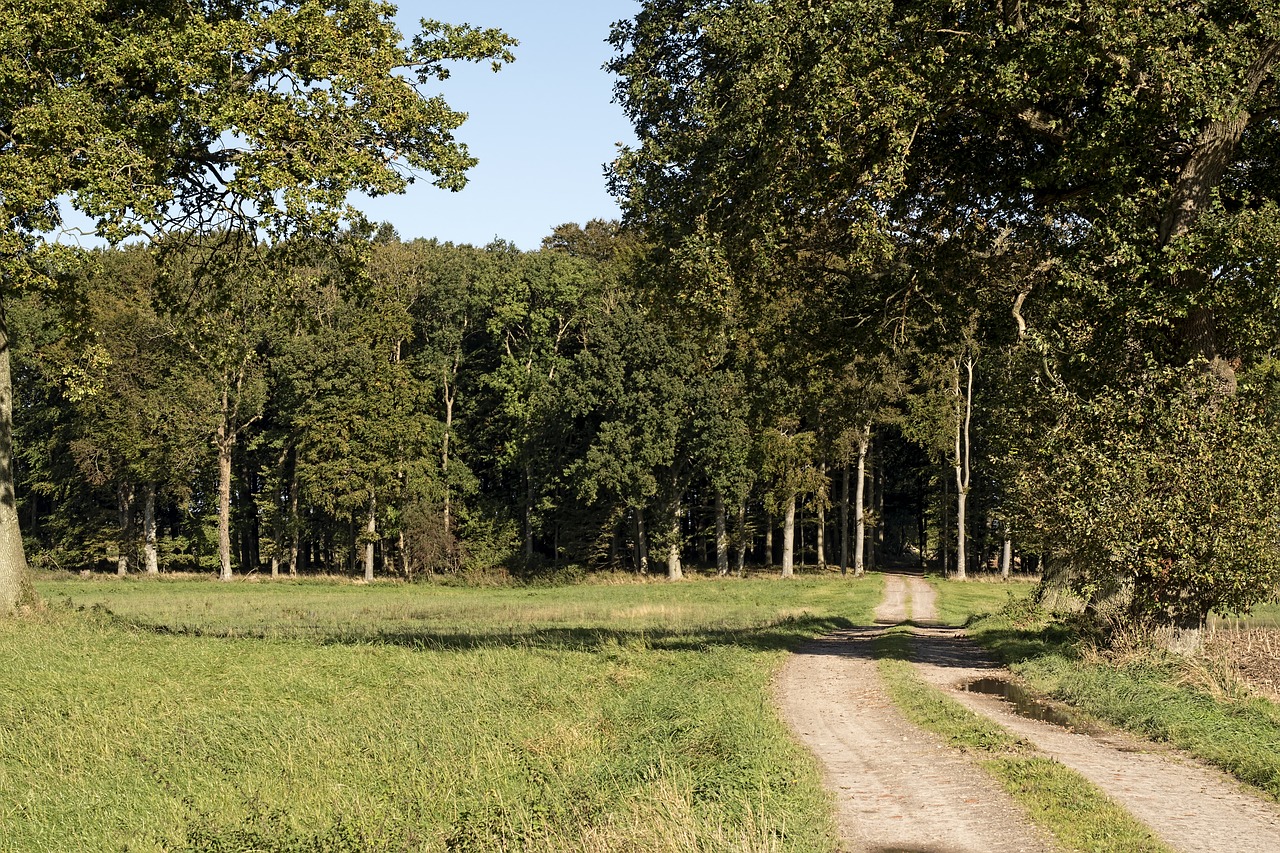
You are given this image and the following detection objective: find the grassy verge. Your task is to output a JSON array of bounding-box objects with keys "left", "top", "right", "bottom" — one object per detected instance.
[
  {"left": 971, "top": 610, "right": 1280, "bottom": 801},
  {"left": 1, "top": 574, "right": 879, "bottom": 852},
  {"left": 873, "top": 627, "right": 1171, "bottom": 853},
  {"left": 927, "top": 577, "right": 1280, "bottom": 803}
]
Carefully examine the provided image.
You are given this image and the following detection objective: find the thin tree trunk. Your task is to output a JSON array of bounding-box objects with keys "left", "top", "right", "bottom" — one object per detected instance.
[
  {"left": 441, "top": 371, "right": 455, "bottom": 546},
  {"left": 781, "top": 493, "right": 796, "bottom": 578},
  {"left": 635, "top": 507, "right": 649, "bottom": 575},
  {"left": 917, "top": 473, "right": 928, "bottom": 569},
  {"left": 217, "top": 410, "right": 233, "bottom": 582},
  {"left": 735, "top": 500, "right": 747, "bottom": 577},
  {"left": 364, "top": 494, "right": 376, "bottom": 582},
  {"left": 816, "top": 462, "right": 827, "bottom": 569},
  {"left": 1001, "top": 536, "right": 1013, "bottom": 580},
  {"left": 855, "top": 425, "right": 869, "bottom": 577},
  {"left": 143, "top": 482, "right": 158, "bottom": 575},
  {"left": 817, "top": 504, "right": 826, "bottom": 569},
  {"left": 942, "top": 467, "right": 950, "bottom": 576},
  {"left": 954, "top": 358, "right": 974, "bottom": 581},
  {"left": 840, "top": 464, "right": 850, "bottom": 575},
  {"left": 0, "top": 314, "right": 30, "bottom": 612},
  {"left": 715, "top": 493, "right": 729, "bottom": 576},
  {"left": 764, "top": 511, "right": 773, "bottom": 566},
  {"left": 117, "top": 482, "right": 133, "bottom": 576},
  {"left": 287, "top": 454, "right": 299, "bottom": 577},
  {"left": 666, "top": 494, "right": 683, "bottom": 580}
]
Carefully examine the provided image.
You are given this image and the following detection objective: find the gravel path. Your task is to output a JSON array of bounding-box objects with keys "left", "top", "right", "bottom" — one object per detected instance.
[
  {"left": 774, "top": 575, "right": 1058, "bottom": 852},
  {"left": 910, "top": 622, "right": 1280, "bottom": 853}
]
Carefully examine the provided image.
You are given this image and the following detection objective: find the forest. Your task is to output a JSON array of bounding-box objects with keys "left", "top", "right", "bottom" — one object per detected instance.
[
  {"left": 10, "top": 220, "right": 949, "bottom": 586},
  {"left": 4, "top": 0, "right": 1280, "bottom": 634}
]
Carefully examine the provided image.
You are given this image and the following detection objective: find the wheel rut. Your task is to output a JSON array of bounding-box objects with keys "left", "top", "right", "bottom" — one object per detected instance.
[{"left": 774, "top": 572, "right": 1057, "bottom": 853}]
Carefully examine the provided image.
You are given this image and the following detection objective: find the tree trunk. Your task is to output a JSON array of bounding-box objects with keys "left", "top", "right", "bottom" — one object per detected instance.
[
  {"left": 764, "top": 511, "right": 773, "bottom": 566},
  {"left": 917, "top": 473, "right": 928, "bottom": 569},
  {"left": 715, "top": 493, "right": 729, "bottom": 576},
  {"left": 666, "top": 505, "right": 683, "bottom": 581},
  {"left": 217, "top": 411, "right": 234, "bottom": 582},
  {"left": 364, "top": 494, "right": 376, "bottom": 582},
  {"left": 781, "top": 493, "right": 796, "bottom": 578},
  {"left": 287, "top": 454, "right": 299, "bottom": 578},
  {"left": 735, "top": 500, "right": 747, "bottom": 577},
  {"left": 855, "top": 426, "right": 869, "bottom": 577},
  {"left": 840, "top": 464, "right": 850, "bottom": 575},
  {"left": 635, "top": 508, "right": 649, "bottom": 575},
  {"left": 143, "top": 482, "right": 158, "bottom": 575},
  {"left": 1001, "top": 536, "right": 1013, "bottom": 580},
  {"left": 942, "top": 468, "right": 950, "bottom": 576},
  {"left": 953, "top": 358, "right": 974, "bottom": 581},
  {"left": 442, "top": 375, "right": 455, "bottom": 546},
  {"left": 117, "top": 482, "right": 133, "bottom": 576},
  {"left": 817, "top": 463, "right": 827, "bottom": 570},
  {"left": 0, "top": 314, "right": 31, "bottom": 613}
]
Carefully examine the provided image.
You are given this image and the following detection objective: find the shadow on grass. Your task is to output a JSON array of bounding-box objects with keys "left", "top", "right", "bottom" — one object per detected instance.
[
  {"left": 968, "top": 622, "right": 1079, "bottom": 665},
  {"left": 793, "top": 620, "right": 1015, "bottom": 676},
  {"left": 87, "top": 607, "right": 858, "bottom": 655}
]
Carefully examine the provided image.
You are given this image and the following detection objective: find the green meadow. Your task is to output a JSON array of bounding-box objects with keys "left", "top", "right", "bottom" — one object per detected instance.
[{"left": 1, "top": 574, "right": 880, "bottom": 852}]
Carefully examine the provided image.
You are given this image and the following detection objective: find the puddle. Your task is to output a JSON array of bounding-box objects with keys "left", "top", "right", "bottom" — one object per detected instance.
[{"left": 963, "top": 677, "right": 1099, "bottom": 734}]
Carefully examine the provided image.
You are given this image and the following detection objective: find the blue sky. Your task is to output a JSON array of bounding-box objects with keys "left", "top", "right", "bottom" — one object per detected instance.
[{"left": 355, "top": 1, "right": 643, "bottom": 249}]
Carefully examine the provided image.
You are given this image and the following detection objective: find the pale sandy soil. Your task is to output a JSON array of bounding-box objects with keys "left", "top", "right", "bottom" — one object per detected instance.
[
  {"left": 775, "top": 571, "right": 1280, "bottom": 853},
  {"left": 775, "top": 573, "right": 1059, "bottom": 852}
]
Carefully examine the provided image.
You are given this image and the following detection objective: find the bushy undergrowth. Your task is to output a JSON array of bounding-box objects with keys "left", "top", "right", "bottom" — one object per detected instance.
[{"left": 0, "top": 575, "right": 880, "bottom": 851}]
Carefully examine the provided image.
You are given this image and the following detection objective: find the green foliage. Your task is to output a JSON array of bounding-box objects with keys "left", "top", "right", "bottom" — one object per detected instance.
[
  {"left": 1011, "top": 364, "right": 1280, "bottom": 626},
  {"left": 1, "top": 0, "right": 516, "bottom": 243}
]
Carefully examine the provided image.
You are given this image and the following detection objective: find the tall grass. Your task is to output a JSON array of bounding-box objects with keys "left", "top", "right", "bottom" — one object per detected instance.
[{"left": 1, "top": 574, "right": 880, "bottom": 851}]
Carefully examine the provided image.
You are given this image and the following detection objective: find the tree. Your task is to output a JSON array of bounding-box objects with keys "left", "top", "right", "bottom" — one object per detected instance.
[
  {"left": 0, "top": 0, "right": 514, "bottom": 609},
  {"left": 612, "top": 0, "right": 1280, "bottom": 620},
  {"left": 475, "top": 245, "right": 602, "bottom": 566}
]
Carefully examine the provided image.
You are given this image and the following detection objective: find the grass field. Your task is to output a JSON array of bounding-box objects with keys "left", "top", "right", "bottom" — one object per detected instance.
[{"left": 1, "top": 572, "right": 881, "bottom": 852}]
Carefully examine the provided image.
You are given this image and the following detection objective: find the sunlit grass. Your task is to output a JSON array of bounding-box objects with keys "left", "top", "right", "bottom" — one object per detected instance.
[
  {"left": 36, "top": 573, "right": 872, "bottom": 648},
  {"left": 2, "top": 573, "right": 881, "bottom": 851},
  {"left": 924, "top": 574, "right": 1038, "bottom": 627}
]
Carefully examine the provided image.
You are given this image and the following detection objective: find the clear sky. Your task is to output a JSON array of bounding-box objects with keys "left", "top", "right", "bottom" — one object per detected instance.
[{"left": 354, "top": 1, "right": 643, "bottom": 250}]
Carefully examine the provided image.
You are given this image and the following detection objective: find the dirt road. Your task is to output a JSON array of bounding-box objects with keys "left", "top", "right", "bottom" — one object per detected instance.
[
  {"left": 775, "top": 574, "right": 1057, "bottom": 852},
  {"left": 775, "top": 571, "right": 1280, "bottom": 853}
]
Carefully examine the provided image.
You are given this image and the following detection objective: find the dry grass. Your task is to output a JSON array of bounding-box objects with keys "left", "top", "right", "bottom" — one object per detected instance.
[{"left": 1205, "top": 626, "right": 1280, "bottom": 701}]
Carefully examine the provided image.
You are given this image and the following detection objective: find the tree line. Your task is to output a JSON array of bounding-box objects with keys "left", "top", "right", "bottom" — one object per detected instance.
[
  {"left": 7, "top": 0, "right": 1280, "bottom": 632},
  {"left": 15, "top": 220, "right": 1001, "bottom": 584}
]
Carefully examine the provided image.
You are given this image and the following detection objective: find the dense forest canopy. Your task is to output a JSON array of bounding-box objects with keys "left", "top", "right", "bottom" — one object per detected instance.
[{"left": 3, "top": 0, "right": 1280, "bottom": 630}]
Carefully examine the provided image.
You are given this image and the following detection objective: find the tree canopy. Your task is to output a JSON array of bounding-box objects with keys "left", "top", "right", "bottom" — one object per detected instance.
[{"left": 0, "top": 0, "right": 515, "bottom": 610}]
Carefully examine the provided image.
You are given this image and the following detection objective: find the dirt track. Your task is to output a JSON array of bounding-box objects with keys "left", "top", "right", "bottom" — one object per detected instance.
[
  {"left": 775, "top": 574, "right": 1057, "bottom": 852},
  {"left": 775, "top": 572, "right": 1280, "bottom": 853}
]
